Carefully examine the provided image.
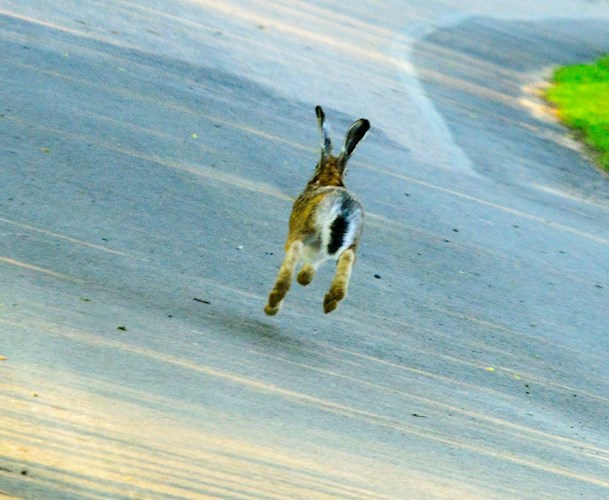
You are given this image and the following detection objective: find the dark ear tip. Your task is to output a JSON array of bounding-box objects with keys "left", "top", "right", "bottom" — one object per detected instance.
[
  {"left": 315, "top": 105, "right": 324, "bottom": 120},
  {"left": 360, "top": 119, "right": 371, "bottom": 132}
]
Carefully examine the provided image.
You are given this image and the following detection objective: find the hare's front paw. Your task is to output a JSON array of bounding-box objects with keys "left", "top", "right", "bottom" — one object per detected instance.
[
  {"left": 264, "top": 303, "right": 280, "bottom": 316},
  {"left": 264, "top": 290, "right": 284, "bottom": 316},
  {"left": 297, "top": 264, "right": 316, "bottom": 286}
]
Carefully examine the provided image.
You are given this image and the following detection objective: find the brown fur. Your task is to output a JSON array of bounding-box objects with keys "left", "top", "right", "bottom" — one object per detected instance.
[
  {"left": 264, "top": 106, "right": 369, "bottom": 315},
  {"left": 308, "top": 157, "right": 345, "bottom": 188},
  {"left": 323, "top": 247, "right": 355, "bottom": 313},
  {"left": 264, "top": 240, "right": 302, "bottom": 316},
  {"left": 285, "top": 190, "right": 327, "bottom": 249}
]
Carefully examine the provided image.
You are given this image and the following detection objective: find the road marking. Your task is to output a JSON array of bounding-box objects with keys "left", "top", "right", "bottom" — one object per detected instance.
[
  {"left": 0, "top": 256, "right": 80, "bottom": 282},
  {"left": 0, "top": 216, "right": 138, "bottom": 258}
]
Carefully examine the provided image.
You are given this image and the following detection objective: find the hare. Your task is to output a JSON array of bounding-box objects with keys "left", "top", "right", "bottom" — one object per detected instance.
[{"left": 264, "top": 105, "right": 370, "bottom": 315}]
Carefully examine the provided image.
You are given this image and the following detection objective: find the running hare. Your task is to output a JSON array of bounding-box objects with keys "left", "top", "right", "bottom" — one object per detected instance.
[{"left": 264, "top": 105, "right": 370, "bottom": 315}]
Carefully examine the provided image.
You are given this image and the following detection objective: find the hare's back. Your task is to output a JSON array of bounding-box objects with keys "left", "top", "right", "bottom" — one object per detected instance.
[{"left": 292, "top": 187, "right": 362, "bottom": 260}]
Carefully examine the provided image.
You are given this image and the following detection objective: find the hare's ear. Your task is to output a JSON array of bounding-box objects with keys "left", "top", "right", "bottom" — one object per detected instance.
[
  {"left": 340, "top": 118, "right": 370, "bottom": 161},
  {"left": 316, "top": 105, "right": 332, "bottom": 158}
]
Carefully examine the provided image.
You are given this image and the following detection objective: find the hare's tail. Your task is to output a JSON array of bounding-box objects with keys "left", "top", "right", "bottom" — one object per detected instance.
[{"left": 321, "top": 193, "right": 363, "bottom": 258}]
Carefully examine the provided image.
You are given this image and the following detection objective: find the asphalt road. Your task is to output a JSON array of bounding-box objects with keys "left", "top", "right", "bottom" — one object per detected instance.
[{"left": 2, "top": 1, "right": 609, "bottom": 498}]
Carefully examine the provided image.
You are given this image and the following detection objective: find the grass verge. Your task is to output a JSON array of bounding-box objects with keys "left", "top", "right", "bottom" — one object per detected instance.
[{"left": 546, "top": 54, "right": 609, "bottom": 172}]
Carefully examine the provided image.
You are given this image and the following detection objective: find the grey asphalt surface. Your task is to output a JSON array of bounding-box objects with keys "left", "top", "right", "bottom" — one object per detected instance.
[{"left": 2, "top": 1, "right": 609, "bottom": 498}]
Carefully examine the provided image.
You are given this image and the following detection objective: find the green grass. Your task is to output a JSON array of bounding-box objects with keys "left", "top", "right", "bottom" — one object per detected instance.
[{"left": 546, "top": 54, "right": 609, "bottom": 172}]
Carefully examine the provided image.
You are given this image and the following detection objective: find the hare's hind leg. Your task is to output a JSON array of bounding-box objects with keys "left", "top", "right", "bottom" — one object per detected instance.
[
  {"left": 297, "top": 263, "right": 318, "bottom": 286},
  {"left": 264, "top": 240, "right": 303, "bottom": 316},
  {"left": 323, "top": 248, "right": 355, "bottom": 314}
]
